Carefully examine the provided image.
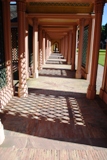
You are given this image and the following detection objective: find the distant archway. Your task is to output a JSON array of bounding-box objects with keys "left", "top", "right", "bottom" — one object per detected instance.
[{"left": 53, "top": 41, "right": 59, "bottom": 52}]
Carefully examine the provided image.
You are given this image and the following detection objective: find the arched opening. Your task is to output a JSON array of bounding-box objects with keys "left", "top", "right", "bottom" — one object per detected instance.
[{"left": 53, "top": 41, "right": 59, "bottom": 53}]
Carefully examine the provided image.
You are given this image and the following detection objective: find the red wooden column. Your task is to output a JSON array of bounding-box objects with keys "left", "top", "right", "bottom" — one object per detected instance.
[
  {"left": 67, "top": 31, "right": 72, "bottom": 65},
  {"left": 47, "top": 36, "right": 50, "bottom": 58},
  {"left": 100, "top": 41, "right": 107, "bottom": 104},
  {"left": 62, "top": 38, "right": 65, "bottom": 57},
  {"left": 60, "top": 40, "right": 61, "bottom": 53},
  {"left": 61, "top": 38, "right": 63, "bottom": 55},
  {"left": 17, "top": 0, "right": 28, "bottom": 97},
  {"left": 2, "top": 0, "right": 13, "bottom": 100},
  {"left": 42, "top": 30, "right": 45, "bottom": 65},
  {"left": 45, "top": 34, "right": 47, "bottom": 61},
  {"left": 64, "top": 36, "right": 66, "bottom": 58},
  {"left": 0, "top": 0, "right": 12, "bottom": 145},
  {"left": 25, "top": 17, "right": 29, "bottom": 79},
  {"left": 71, "top": 25, "right": 77, "bottom": 71},
  {"left": 65, "top": 34, "right": 68, "bottom": 60},
  {"left": 87, "top": 18, "right": 95, "bottom": 80},
  {"left": 49, "top": 39, "right": 52, "bottom": 56},
  {"left": 60, "top": 39, "right": 63, "bottom": 55},
  {"left": 33, "top": 18, "right": 38, "bottom": 78},
  {"left": 76, "top": 19, "right": 85, "bottom": 78},
  {"left": 46, "top": 36, "right": 49, "bottom": 60},
  {"left": 48, "top": 37, "right": 50, "bottom": 57},
  {"left": 87, "top": 0, "right": 105, "bottom": 99},
  {"left": 38, "top": 26, "right": 43, "bottom": 70}
]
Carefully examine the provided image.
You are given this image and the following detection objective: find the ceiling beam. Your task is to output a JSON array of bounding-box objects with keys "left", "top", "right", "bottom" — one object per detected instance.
[
  {"left": 26, "top": 0, "right": 94, "bottom": 2},
  {"left": 26, "top": 13, "right": 92, "bottom": 19},
  {"left": 43, "top": 27, "right": 72, "bottom": 31},
  {"left": 39, "top": 22, "right": 78, "bottom": 26}
]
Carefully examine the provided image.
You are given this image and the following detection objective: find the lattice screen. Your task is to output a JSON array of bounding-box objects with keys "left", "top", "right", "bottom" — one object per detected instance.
[
  {"left": 11, "top": 28, "right": 19, "bottom": 77},
  {"left": 11, "top": 28, "right": 18, "bottom": 62},
  {"left": 0, "top": 1, "right": 7, "bottom": 89},
  {"left": 82, "top": 25, "right": 89, "bottom": 68},
  {"left": 28, "top": 25, "right": 33, "bottom": 68}
]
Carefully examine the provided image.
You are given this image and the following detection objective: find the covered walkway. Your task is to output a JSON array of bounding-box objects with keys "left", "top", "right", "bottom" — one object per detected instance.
[{"left": 0, "top": 53, "right": 107, "bottom": 160}]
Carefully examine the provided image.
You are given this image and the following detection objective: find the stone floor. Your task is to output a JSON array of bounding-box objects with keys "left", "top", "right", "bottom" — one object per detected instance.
[{"left": 0, "top": 53, "right": 107, "bottom": 160}]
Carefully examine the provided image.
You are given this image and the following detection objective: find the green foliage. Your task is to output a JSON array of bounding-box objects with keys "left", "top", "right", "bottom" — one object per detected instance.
[{"left": 101, "top": 23, "right": 107, "bottom": 49}]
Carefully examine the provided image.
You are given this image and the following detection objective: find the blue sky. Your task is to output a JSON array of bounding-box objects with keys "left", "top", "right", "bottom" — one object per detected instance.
[{"left": 102, "top": 3, "right": 107, "bottom": 25}]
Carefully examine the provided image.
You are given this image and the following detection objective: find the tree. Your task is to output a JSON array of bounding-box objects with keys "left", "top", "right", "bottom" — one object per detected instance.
[{"left": 100, "top": 23, "right": 107, "bottom": 49}]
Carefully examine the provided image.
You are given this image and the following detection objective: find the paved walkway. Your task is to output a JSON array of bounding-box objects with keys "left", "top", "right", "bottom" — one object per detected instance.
[
  {"left": 0, "top": 53, "right": 107, "bottom": 160},
  {"left": 96, "top": 64, "right": 104, "bottom": 93}
]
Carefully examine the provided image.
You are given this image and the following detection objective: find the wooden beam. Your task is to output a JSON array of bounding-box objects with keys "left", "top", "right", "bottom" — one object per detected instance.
[
  {"left": 26, "top": 0, "right": 94, "bottom": 3},
  {"left": 26, "top": 13, "right": 92, "bottom": 19},
  {"left": 39, "top": 22, "right": 78, "bottom": 26}
]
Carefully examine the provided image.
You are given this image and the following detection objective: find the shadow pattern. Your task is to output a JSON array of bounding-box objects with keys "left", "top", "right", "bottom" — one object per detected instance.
[
  {"left": 39, "top": 68, "right": 75, "bottom": 78},
  {"left": 1, "top": 88, "right": 107, "bottom": 148}
]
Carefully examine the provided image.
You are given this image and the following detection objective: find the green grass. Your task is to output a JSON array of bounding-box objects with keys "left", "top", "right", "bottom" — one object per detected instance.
[
  {"left": 77, "top": 49, "right": 106, "bottom": 66},
  {"left": 98, "top": 49, "right": 106, "bottom": 66}
]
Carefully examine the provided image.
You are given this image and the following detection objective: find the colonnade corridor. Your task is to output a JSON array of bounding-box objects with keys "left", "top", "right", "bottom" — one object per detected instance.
[{"left": 0, "top": 53, "right": 107, "bottom": 159}]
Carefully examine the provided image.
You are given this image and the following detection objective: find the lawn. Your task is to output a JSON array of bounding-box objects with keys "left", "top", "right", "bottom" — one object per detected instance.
[
  {"left": 98, "top": 49, "right": 106, "bottom": 66},
  {"left": 77, "top": 49, "right": 106, "bottom": 66}
]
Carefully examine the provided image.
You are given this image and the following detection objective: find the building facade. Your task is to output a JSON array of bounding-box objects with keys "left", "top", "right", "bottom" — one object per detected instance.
[{"left": 0, "top": 0, "right": 107, "bottom": 144}]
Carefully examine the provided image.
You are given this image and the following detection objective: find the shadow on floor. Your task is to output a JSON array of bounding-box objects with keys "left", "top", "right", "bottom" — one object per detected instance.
[
  {"left": 48, "top": 54, "right": 64, "bottom": 59},
  {"left": 1, "top": 88, "right": 107, "bottom": 148},
  {"left": 46, "top": 60, "right": 67, "bottom": 65},
  {"left": 39, "top": 68, "right": 76, "bottom": 78},
  {"left": 46, "top": 53, "right": 67, "bottom": 65}
]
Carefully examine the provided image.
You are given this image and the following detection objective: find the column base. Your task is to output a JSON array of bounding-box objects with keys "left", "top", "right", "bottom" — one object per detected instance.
[
  {"left": 86, "top": 85, "right": 96, "bottom": 99},
  {"left": 18, "top": 85, "right": 28, "bottom": 98},
  {"left": 100, "top": 88, "right": 107, "bottom": 104},
  {"left": 0, "top": 121, "right": 5, "bottom": 145},
  {"left": 33, "top": 70, "right": 38, "bottom": 78},
  {"left": 81, "top": 68, "right": 87, "bottom": 80},
  {"left": 75, "top": 70, "right": 81, "bottom": 79}
]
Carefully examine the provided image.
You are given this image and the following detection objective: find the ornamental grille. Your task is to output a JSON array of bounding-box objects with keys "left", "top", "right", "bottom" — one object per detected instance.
[
  {"left": 11, "top": 28, "right": 18, "bottom": 62},
  {"left": 28, "top": 25, "right": 33, "bottom": 67},
  {"left": 11, "top": 27, "right": 19, "bottom": 79},
  {"left": 0, "top": 68, "right": 7, "bottom": 89},
  {"left": 82, "top": 25, "right": 89, "bottom": 68},
  {"left": 0, "top": 1, "right": 7, "bottom": 89}
]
